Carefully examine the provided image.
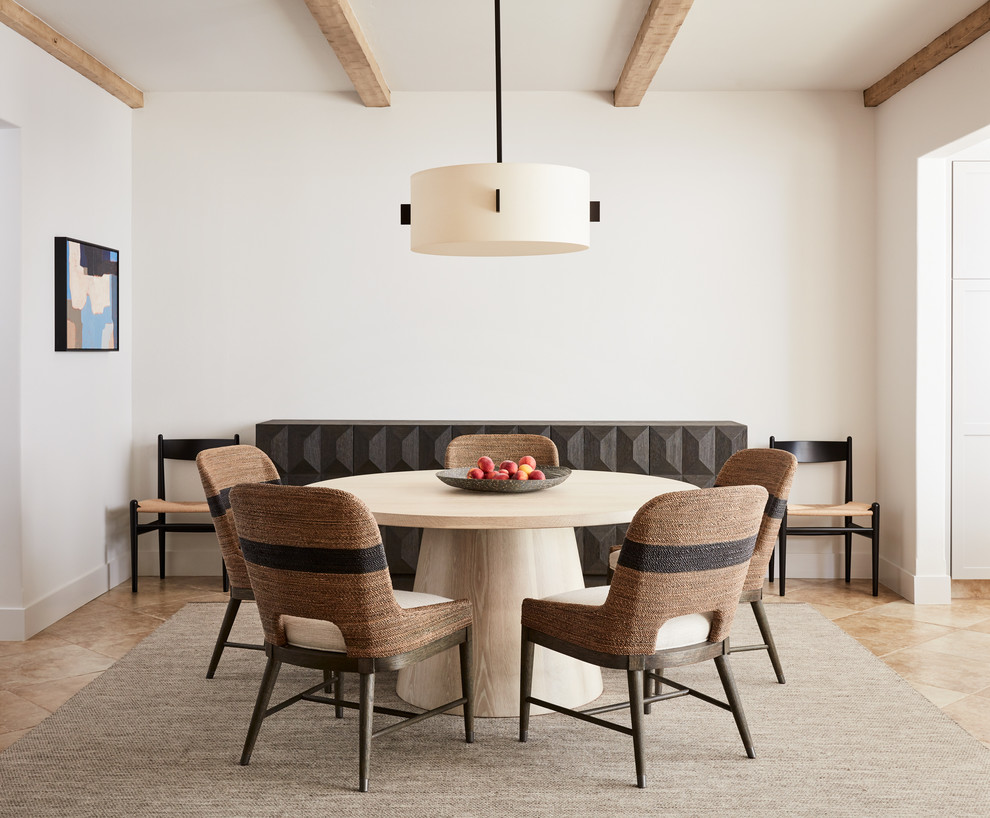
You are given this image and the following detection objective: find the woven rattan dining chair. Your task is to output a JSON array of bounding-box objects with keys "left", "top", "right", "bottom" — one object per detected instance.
[
  {"left": 520, "top": 485, "right": 767, "bottom": 789},
  {"left": 444, "top": 433, "right": 559, "bottom": 468},
  {"left": 715, "top": 448, "right": 797, "bottom": 684},
  {"left": 228, "top": 482, "right": 475, "bottom": 793},
  {"left": 769, "top": 437, "right": 880, "bottom": 597},
  {"left": 607, "top": 450, "right": 797, "bottom": 683},
  {"left": 195, "top": 445, "right": 281, "bottom": 679}
]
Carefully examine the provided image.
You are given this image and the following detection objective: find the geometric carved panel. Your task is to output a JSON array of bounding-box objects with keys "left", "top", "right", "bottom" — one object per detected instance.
[{"left": 256, "top": 419, "right": 747, "bottom": 577}]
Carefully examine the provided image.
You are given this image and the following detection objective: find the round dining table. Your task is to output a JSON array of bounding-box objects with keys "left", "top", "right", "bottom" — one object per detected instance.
[{"left": 311, "top": 469, "right": 695, "bottom": 717}]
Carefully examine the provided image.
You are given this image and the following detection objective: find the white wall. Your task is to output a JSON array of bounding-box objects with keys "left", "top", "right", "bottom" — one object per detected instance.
[
  {"left": 0, "top": 124, "right": 23, "bottom": 616},
  {"left": 876, "top": 34, "right": 990, "bottom": 603},
  {"left": 0, "top": 24, "right": 133, "bottom": 638},
  {"left": 132, "top": 90, "right": 878, "bottom": 579}
]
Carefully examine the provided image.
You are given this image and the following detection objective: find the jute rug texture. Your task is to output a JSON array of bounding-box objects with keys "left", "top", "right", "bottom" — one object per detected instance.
[{"left": 1, "top": 602, "right": 988, "bottom": 817}]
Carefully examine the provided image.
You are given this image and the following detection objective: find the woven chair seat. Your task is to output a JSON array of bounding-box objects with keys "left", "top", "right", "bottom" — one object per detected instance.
[
  {"left": 283, "top": 590, "right": 457, "bottom": 653},
  {"left": 539, "top": 586, "right": 714, "bottom": 651},
  {"left": 786, "top": 501, "right": 874, "bottom": 518},
  {"left": 135, "top": 499, "right": 210, "bottom": 514}
]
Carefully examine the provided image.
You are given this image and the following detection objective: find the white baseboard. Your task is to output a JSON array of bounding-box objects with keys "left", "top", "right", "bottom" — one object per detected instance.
[
  {"left": 0, "top": 565, "right": 109, "bottom": 640},
  {"left": 910, "top": 573, "right": 953, "bottom": 605}
]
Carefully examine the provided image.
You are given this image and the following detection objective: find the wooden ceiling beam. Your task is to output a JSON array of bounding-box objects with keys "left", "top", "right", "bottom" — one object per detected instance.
[
  {"left": 613, "top": 0, "right": 694, "bottom": 107},
  {"left": 0, "top": 0, "right": 143, "bottom": 108},
  {"left": 864, "top": 1, "right": 990, "bottom": 107},
  {"left": 304, "top": 0, "right": 390, "bottom": 107}
]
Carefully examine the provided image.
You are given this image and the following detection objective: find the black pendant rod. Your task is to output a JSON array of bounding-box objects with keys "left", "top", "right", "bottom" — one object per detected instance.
[{"left": 495, "top": 0, "right": 502, "bottom": 163}]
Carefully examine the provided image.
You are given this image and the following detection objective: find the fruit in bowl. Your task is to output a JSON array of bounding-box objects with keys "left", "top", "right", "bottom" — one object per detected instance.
[{"left": 467, "top": 455, "right": 547, "bottom": 481}]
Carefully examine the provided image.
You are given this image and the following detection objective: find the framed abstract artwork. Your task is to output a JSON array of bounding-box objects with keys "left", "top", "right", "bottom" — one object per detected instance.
[{"left": 55, "top": 237, "right": 119, "bottom": 351}]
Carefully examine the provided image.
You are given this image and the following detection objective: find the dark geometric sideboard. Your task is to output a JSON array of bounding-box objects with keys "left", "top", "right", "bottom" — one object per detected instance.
[{"left": 256, "top": 420, "right": 747, "bottom": 579}]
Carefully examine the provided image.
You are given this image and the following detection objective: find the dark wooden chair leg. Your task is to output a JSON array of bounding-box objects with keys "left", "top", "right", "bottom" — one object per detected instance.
[
  {"left": 768, "top": 547, "right": 775, "bottom": 584},
  {"left": 206, "top": 597, "right": 241, "bottom": 678},
  {"left": 358, "top": 671, "right": 375, "bottom": 793},
  {"left": 459, "top": 627, "right": 475, "bottom": 743},
  {"left": 158, "top": 514, "right": 166, "bottom": 580},
  {"left": 240, "top": 654, "right": 281, "bottom": 766},
  {"left": 333, "top": 671, "right": 344, "bottom": 718},
  {"left": 222, "top": 562, "right": 229, "bottom": 593},
  {"left": 129, "top": 500, "right": 140, "bottom": 593},
  {"left": 751, "top": 599, "right": 785, "bottom": 684},
  {"left": 714, "top": 654, "right": 755, "bottom": 759},
  {"left": 872, "top": 503, "right": 880, "bottom": 596},
  {"left": 627, "top": 669, "right": 647, "bottom": 789},
  {"left": 519, "top": 628, "right": 534, "bottom": 742},
  {"left": 643, "top": 671, "right": 652, "bottom": 715},
  {"left": 778, "top": 514, "right": 788, "bottom": 596},
  {"left": 844, "top": 519, "right": 853, "bottom": 583}
]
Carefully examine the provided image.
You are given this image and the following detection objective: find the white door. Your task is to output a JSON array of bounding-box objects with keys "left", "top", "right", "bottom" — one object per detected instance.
[{"left": 951, "top": 161, "right": 990, "bottom": 577}]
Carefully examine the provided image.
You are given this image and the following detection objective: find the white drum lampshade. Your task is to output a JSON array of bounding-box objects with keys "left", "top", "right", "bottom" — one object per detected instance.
[{"left": 410, "top": 162, "right": 591, "bottom": 256}]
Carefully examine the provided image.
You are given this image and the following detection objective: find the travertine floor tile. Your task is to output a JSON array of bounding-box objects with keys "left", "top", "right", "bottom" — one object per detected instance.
[
  {"left": 45, "top": 600, "right": 165, "bottom": 647},
  {"left": 882, "top": 645, "right": 990, "bottom": 694},
  {"left": 776, "top": 580, "right": 898, "bottom": 612},
  {"left": 805, "top": 602, "right": 863, "bottom": 621},
  {"left": 0, "top": 728, "right": 32, "bottom": 752},
  {"left": 9, "top": 672, "right": 103, "bottom": 713},
  {"left": 0, "top": 691, "right": 51, "bottom": 733},
  {"left": 868, "top": 598, "right": 990, "bottom": 628},
  {"left": 909, "top": 628, "right": 990, "bottom": 660},
  {"left": 966, "top": 619, "right": 990, "bottom": 635},
  {"left": 0, "top": 644, "right": 115, "bottom": 689},
  {"left": 906, "top": 680, "right": 968, "bottom": 708},
  {"left": 942, "top": 695, "right": 990, "bottom": 743},
  {"left": 0, "top": 632, "right": 74, "bottom": 659},
  {"left": 834, "top": 612, "right": 954, "bottom": 656}
]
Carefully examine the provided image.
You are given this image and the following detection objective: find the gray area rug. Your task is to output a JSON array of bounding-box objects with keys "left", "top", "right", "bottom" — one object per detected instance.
[{"left": 1, "top": 602, "right": 989, "bottom": 817}]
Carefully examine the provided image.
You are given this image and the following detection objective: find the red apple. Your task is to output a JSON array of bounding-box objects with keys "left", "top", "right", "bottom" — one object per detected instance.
[
  {"left": 478, "top": 456, "right": 495, "bottom": 473},
  {"left": 514, "top": 469, "right": 529, "bottom": 481},
  {"left": 499, "top": 460, "right": 519, "bottom": 475},
  {"left": 483, "top": 470, "right": 497, "bottom": 479},
  {"left": 519, "top": 455, "right": 536, "bottom": 469},
  {"left": 466, "top": 467, "right": 484, "bottom": 479},
  {"left": 529, "top": 470, "right": 546, "bottom": 480},
  {"left": 493, "top": 472, "right": 510, "bottom": 480}
]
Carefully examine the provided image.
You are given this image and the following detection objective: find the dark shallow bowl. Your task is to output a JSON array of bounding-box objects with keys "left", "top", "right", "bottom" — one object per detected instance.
[{"left": 436, "top": 466, "right": 572, "bottom": 493}]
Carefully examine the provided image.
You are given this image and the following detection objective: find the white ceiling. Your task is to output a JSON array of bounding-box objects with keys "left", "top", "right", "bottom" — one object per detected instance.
[{"left": 13, "top": 0, "right": 989, "bottom": 95}]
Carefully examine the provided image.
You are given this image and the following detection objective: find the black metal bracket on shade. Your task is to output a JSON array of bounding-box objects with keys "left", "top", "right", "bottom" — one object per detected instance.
[{"left": 400, "top": 200, "right": 601, "bottom": 224}]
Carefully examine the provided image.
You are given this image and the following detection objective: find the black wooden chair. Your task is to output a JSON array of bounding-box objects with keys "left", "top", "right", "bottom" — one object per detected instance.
[
  {"left": 129, "top": 434, "right": 239, "bottom": 592},
  {"left": 768, "top": 437, "right": 880, "bottom": 596}
]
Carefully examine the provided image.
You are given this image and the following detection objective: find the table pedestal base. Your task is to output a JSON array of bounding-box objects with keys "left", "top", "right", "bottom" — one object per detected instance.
[{"left": 396, "top": 527, "right": 603, "bottom": 718}]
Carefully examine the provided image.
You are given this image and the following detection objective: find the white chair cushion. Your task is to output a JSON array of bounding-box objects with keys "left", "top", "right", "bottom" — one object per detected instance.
[
  {"left": 283, "top": 590, "right": 454, "bottom": 652},
  {"left": 541, "top": 585, "right": 714, "bottom": 651}
]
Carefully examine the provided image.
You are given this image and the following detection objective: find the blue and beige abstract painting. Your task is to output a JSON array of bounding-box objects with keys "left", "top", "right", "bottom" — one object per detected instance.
[{"left": 55, "top": 237, "right": 119, "bottom": 351}]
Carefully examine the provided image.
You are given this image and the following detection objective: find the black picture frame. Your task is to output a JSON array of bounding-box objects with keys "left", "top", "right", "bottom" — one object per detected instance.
[{"left": 55, "top": 237, "right": 119, "bottom": 352}]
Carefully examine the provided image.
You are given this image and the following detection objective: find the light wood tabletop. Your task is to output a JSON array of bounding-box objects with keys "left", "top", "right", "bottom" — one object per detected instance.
[{"left": 312, "top": 469, "right": 695, "bottom": 717}]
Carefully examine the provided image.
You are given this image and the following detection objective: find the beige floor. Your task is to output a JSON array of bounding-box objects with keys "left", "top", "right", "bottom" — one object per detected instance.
[{"left": 2, "top": 577, "right": 990, "bottom": 754}]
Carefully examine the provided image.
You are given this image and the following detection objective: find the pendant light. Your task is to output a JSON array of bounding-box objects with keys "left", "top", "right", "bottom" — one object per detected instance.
[{"left": 401, "top": 0, "right": 599, "bottom": 256}]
